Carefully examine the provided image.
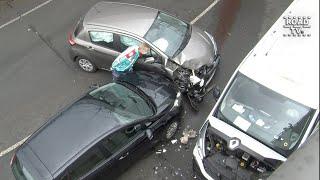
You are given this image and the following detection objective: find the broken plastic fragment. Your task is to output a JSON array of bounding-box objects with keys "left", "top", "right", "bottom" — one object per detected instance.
[
  {"left": 171, "top": 139, "right": 178, "bottom": 144},
  {"left": 180, "top": 136, "right": 188, "bottom": 144},
  {"left": 162, "top": 149, "right": 167, "bottom": 153}
]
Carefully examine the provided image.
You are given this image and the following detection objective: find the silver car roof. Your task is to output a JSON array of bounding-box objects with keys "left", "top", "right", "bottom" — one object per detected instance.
[{"left": 83, "top": 2, "right": 159, "bottom": 37}]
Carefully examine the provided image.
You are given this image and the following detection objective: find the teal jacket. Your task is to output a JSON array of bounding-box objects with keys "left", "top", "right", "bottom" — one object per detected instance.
[{"left": 111, "top": 45, "right": 140, "bottom": 72}]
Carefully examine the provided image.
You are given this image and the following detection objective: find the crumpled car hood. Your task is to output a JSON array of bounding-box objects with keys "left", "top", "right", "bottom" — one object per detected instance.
[{"left": 172, "top": 26, "right": 216, "bottom": 70}]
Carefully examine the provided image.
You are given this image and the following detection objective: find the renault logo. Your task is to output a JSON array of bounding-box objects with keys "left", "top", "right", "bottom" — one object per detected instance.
[{"left": 228, "top": 138, "right": 240, "bottom": 150}]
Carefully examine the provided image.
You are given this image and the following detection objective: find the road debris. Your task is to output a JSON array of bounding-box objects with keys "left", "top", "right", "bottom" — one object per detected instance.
[
  {"left": 183, "top": 128, "right": 197, "bottom": 139},
  {"left": 155, "top": 148, "right": 167, "bottom": 154},
  {"left": 180, "top": 127, "right": 197, "bottom": 144},
  {"left": 180, "top": 136, "right": 189, "bottom": 144},
  {"left": 162, "top": 148, "right": 167, "bottom": 153},
  {"left": 171, "top": 139, "right": 178, "bottom": 144}
]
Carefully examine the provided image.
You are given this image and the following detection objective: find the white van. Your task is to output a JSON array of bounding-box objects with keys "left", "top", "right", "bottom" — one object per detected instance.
[{"left": 192, "top": 0, "right": 319, "bottom": 179}]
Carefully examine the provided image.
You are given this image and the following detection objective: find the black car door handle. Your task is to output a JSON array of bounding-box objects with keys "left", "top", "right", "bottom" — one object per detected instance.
[
  {"left": 87, "top": 46, "right": 95, "bottom": 51},
  {"left": 118, "top": 152, "right": 129, "bottom": 160}
]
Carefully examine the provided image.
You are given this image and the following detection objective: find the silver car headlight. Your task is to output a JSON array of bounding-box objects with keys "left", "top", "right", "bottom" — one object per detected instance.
[{"left": 204, "top": 31, "right": 218, "bottom": 55}]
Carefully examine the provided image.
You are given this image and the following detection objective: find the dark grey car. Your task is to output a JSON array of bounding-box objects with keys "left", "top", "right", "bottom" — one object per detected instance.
[
  {"left": 68, "top": 2, "right": 220, "bottom": 103},
  {"left": 10, "top": 71, "right": 182, "bottom": 180}
]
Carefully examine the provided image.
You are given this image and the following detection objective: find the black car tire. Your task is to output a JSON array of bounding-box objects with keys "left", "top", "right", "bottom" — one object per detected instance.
[
  {"left": 162, "top": 119, "right": 179, "bottom": 141},
  {"left": 76, "top": 56, "right": 97, "bottom": 73}
]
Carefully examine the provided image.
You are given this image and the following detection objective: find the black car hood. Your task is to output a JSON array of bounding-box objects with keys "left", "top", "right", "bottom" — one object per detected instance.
[{"left": 117, "top": 71, "right": 177, "bottom": 114}]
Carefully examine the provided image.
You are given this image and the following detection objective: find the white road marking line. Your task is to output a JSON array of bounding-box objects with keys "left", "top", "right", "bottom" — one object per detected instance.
[
  {"left": 0, "top": 0, "right": 220, "bottom": 158},
  {"left": 0, "top": 135, "right": 30, "bottom": 157},
  {"left": 0, "top": 0, "right": 54, "bottom": 158},
  {"left": 0, "top": 0, "right": 53, "bottom": 30},
  {"left": 190, "top": 0, "right": 221, "bottom": 24}
]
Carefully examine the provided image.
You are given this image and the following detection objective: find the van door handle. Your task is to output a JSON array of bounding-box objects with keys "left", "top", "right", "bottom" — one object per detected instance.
[
  {"left": 87, "top": 46, "right": 95, "bottom": 51},
  {"left": 118, "top": 152, "right": 129, "bottom": 160}
]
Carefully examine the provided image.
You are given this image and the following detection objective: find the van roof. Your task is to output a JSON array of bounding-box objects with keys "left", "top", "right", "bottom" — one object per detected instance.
[{"left": 239, "top": 0, "right": 319, "bottom": 109}]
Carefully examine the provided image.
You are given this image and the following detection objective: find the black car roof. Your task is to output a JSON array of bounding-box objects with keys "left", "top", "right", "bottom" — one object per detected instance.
[{"left": 26, "top": 97, "right": 121, "bottom": 174}]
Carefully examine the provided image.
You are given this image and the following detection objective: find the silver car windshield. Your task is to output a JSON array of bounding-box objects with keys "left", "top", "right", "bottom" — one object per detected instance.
[
  {"left": 217, "top": 73, "right": 314, "bottom": 157},
  {"left": 145, "top": 12, "right": 189, "bottom": 58}
]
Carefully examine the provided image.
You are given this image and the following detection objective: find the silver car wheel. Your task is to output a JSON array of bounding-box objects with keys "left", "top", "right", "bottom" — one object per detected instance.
[
  {"left": 166, "top": 121, "right": 178, "bottom": 139},
  {"left": 78, "top": 58, "right": 94, "bottom": 72}
]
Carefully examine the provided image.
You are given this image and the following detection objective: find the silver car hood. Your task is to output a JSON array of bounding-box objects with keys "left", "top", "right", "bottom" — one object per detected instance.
[{"left": 172, "top": 26, "right": 216, "bottom": 70}]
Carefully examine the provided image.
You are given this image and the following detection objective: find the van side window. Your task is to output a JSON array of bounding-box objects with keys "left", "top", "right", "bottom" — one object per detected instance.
[
  {"left": 68, "top": 146, "right": 107, "bottom": 179},
  {"left": 89, "top": 31, "right": 115, "bottom": 50}
]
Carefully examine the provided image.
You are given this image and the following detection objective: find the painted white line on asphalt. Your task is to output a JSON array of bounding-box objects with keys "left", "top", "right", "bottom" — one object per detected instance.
[
  {"left": 0, "top": 135, "right": 30, "bottom": 157},
  {"left": 0, "top": 0, "right": 53, "bottom": 30},
  {"left": 190, "top": 0, "right": 221, "bottom": 24}
]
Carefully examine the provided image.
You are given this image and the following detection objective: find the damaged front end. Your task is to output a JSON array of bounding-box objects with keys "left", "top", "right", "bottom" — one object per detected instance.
[
  {"left": 202, "top": 127, "right": 281, "bottom": 180},
  {"left": 171, "top": 55, "right": 220, "bottom": 108}
]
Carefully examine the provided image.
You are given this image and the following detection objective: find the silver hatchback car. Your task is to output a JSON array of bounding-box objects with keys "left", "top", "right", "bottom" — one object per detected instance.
[{"left": 68, "top": 2, "right": 220, "bottom": 103}]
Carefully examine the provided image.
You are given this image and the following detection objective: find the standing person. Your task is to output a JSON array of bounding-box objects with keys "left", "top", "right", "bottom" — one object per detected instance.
[{"left": 111, "top": 43, "right": 150, "bottom": 80}]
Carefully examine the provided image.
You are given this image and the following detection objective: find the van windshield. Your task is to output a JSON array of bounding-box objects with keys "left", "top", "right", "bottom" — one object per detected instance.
[{"left": 217, "top": 73, "right": 314, "bottom": 157}]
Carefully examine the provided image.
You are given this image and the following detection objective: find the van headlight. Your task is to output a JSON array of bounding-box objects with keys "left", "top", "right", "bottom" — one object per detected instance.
[{"left": 196, "top": 121, "right": 209, "bottom": 158}]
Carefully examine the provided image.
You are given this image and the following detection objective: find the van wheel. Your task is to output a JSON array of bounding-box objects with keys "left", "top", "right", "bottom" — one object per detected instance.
[
  {"left": 162, "top": 120, "right": 179, "bottom": 141},
  {"left": 76, "top": 56, "right": 97, "bottom": 72}
]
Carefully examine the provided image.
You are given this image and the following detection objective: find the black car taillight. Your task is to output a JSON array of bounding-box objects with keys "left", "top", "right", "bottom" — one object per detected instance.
[
  {"left": 10, "top": 154, "right": 16, "bottom": 166},
  {"left": 68, "top": 32, "right": 76, "bottom": 46}
]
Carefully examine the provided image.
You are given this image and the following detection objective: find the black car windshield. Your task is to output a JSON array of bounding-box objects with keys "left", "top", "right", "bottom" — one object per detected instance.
[
  {"left": 145, "top": 12, "right": 190, "bottom": 58},
  {"left": 89, "top": 83, "right": 154, "bottom": 124},
  {"left": 217, "top": 73, "right": 314, "bottom": 157}
]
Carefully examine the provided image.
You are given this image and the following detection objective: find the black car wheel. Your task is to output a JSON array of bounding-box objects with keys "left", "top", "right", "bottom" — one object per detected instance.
[
  {"left": 163, "top": 120, "right": 179, "bottom": 140},
  {"left": 76, "top": 56, "right": 97, "bottom": 72}
]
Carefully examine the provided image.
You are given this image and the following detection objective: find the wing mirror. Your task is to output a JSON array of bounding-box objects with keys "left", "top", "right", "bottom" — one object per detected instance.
[
  {"left": 212, "top": 85, "right": 221, "bottom": 100},
  {"left": 146, "top": 129, "right": 153, "bottom": 140},
  {"left": 144, "top": 57, "right": 155, "bottom": 64}
]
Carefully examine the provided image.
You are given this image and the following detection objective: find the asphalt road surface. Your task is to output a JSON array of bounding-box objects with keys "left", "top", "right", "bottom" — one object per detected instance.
[{"left": 0, "top": 0, "right": 292, "bottom": 179}]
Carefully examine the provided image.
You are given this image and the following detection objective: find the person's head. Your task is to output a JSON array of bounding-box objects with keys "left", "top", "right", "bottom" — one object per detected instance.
[{"left": 138, "top": 43, "right": 150, "bottom": 55}]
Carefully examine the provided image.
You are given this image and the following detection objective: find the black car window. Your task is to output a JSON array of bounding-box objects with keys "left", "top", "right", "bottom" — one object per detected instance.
[
  {"left": 89, "top": 83, "right": 154, "bottom": 124},
  {"left": 119, "top": 35, "right": 141, "bottom": 52},
  {"left": 68, "top": 146, "right": 107, "bottom": 180},
  {"left": 89, "top": 31, "right": 115, "bottom": 50},
  {"left": 101, "top": 126, "right": 142, "bottom": 154}
]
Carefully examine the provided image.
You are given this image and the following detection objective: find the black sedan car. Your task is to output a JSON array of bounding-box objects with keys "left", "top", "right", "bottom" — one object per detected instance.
[{"left": 10, "top": 71, "right": 182, "bottom": 180}]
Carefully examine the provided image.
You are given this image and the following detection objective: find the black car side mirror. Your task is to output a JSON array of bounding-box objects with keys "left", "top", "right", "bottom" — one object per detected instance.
[
  {"left": 146, "top": 129, "right": 153, "bottom": 140},
  {"left": 212, "top": 85, "right": 221, "bottom": 100}
]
